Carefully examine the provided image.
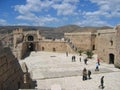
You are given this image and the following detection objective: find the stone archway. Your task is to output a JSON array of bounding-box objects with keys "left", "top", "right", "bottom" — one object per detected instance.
[
  {"left": 28, "top": 43, "right": 34, "bottom": 51},
  {"left": 109, "top": 53, "right": 114, "bottom": 64}
]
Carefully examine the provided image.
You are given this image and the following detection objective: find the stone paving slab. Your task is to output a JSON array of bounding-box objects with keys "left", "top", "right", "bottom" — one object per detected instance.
[
  {"left": 32, "top": 68, "right": 114, "bottom": 80},
  {"left": 20, "top": 51, "right": 120, "bottom": 90}
]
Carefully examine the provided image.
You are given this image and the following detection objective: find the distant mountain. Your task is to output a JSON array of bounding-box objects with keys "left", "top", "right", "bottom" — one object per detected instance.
[{"left": 0, "top": 25, "right": 113, "bottom": 39}]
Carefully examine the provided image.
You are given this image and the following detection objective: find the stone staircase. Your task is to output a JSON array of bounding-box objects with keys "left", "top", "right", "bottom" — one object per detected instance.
[{"left": 65, "top": 38, "right": 78, "bottom": 53}]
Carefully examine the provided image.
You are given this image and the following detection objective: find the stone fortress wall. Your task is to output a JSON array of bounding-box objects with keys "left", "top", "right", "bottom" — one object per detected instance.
[
  {"left": 0, "top": 40, "right": 36, "bottom": 90},
  {"left": 13, "top": 25, "right": 120, "bottom": 68},
  {"left": 13, "top": 29, "right": 75, "bottom": 59},
  {"left": 96, "top": 29, "right": 116, "bottom": 63},
  {"left": 0, "top": 25, "right": 120, "bottom": 90},
  {"left": 0, "top": 42, "right": 24, "bottom": 90},
  {"left": 115, "top": 25, "right": 120, "bottom": 68},
  {"left": 64, "top": 32, "right": 93, "bottom": 50}
]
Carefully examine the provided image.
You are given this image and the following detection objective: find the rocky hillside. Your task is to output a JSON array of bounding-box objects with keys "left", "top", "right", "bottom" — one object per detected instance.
[{"left": 0, "top": 25, "right": 113, "bottom": 39}]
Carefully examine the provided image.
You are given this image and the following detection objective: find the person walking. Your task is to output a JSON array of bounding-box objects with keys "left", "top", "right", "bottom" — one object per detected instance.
[
  {"left": 97, "top": 58, "right": 100, "bottom": 65},
  {"left": 88, "top": 70, "right": 91, "bottom": 79},
  {"left": 84, "top": 58, "right": 88, "bottom": 65},
  {"left": 82, "top": 68, "right": 87, "bottom": 81},
  {"left": 73, "top": 56, "right": 76, "bottom": 62},
  {"left": 79, "top": 57, "right": 81, "bottom": 62},
  {"left": 99, "top": 76, "right": 104, "bottom": 89},
  {"left": 66, "top": 52, "right": 68, "bottom": 57},
  {"left": 95, "top": 62, "right": 99, "bottom": 71},
  {"left": 72, "top": 56, "right": 74, "bottom": 62}
]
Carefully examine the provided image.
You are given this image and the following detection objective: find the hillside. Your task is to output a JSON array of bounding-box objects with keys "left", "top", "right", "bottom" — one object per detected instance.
[{"left": 0, "top": 25, "right": 113, "bottom": 39}]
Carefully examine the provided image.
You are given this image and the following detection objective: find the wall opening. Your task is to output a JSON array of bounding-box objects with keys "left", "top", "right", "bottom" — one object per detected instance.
[
  {"left": 42, "top": 47, "right": 44, "bottom": 51},
  {"left": 110, "top": 40, "right": 113, "bottom": 46},
  {"left": 28, "top": 35, "right": 34, "bottom": 41},
  {"left": 53, "top": 48, "right": 56, "bottom": 52},
  {"left": 109, "top": 53, "right": 114, "bottom": 64},
  {"left": 28, "top": 43, "right": 34, "bottom": 51},
  {"left": 92, "top": 45, "right": 95, "bottom": 50}
]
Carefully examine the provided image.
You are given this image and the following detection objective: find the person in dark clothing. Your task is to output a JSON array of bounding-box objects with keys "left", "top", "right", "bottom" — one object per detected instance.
[
  {"left": 66, "top": 52, "right": 68, "bottom": 56},
  {"left": 74, "top": 56, "right": 76, "bottom": 62},
  {"left": 84, "top": 58, "right": 88, "bottom": 65},
  {"left": 72, "top": 56, "right": 74, "bottom": 62},
  {"left": 82, "top": 68, "right": 87, "bottom": 81},
  {"left": 88, "top": 70, "right": 91, "bottom": 79},
  {"left": 99, "top": 76, "right": 104, "bottom": 89},
  {"left": 72, "top": 56, "right": 76, "bottom": 62},
  {"left": 79, "top": 57, "right": 81, "bottom": 62}
]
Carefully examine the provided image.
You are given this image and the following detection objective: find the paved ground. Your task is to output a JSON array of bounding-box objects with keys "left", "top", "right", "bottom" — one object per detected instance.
[{"left": 20, "top": 51, "right": 120, "bottom": 90}]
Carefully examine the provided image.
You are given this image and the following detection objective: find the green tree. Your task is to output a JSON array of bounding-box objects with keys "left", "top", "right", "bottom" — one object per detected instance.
[
  {"left": 78, "top": 50, "right": 83, "bottom": 56},
  {"left": 85, "top": 50, "right": 94, "bottom": 59}
]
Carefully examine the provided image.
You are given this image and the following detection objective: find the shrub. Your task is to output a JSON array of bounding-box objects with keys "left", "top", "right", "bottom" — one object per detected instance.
[{"left": 85, "top": 50, "right": 94, "bottom": 59}]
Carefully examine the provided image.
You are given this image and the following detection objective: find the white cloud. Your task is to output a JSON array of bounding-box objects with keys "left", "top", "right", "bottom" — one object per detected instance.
[
  {"left": 52, "top": 0, "right": 79, "bottom": 15},
  {"left": 14, "top": 0, "right": 79, "bottom": 16},
  {"left": 75, "top": 16, "right": 110, "bottom": 27},
  {"left": 14, "top": 0, "right": 79, "bottom": 26},
  {"left": 0, "top": 19, "right": 7, "bottom": 25},
  {"left": 76, "top": 0, "right": 120, "bottom": 27},
  {"left": 53, "top": 3, "right": 78, "bottom": 15},
  {"left": 89, "top": 0, "right": 120, "bottom": 18},
  {"left": 16, "top": 14, "right": 59, "bottom": 26},
  {"left": 14, "top": 0, "right": 120, "bottom": 26}
]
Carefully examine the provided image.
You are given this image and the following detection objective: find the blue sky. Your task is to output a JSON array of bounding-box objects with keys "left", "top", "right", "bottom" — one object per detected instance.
[{"left": 0, "top": 0, "right": 120, "bottom": 27}]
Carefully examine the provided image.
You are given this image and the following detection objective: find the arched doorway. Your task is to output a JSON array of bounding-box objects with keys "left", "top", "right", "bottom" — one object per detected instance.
[
  {"left": 109, "top": 53, "right": 114, "bottom": 64},
  {"left": 92, "top": 45, "right": 95, "bottom": 50},
  {"left": 42, "top": 47, "right": 44, "bottom": 51},
  {"left": 28, "top": 35, "right": 34, "bottom": 41},
  {"left": 28, "top": 43, "right": 34, "bottom": 51}
]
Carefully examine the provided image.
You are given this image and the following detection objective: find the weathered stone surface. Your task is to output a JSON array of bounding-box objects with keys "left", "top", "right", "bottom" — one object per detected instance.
[
  {"left": 0, "top": 46, "right": 24, "bottom": 90},
  {"left": 115, "top": 25, "right": 120, "bottom": 68}
]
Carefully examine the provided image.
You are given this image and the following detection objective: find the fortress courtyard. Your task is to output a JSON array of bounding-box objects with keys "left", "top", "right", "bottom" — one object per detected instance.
[{"left": 19, "top": 51, "right": 120, "bottom": 90}]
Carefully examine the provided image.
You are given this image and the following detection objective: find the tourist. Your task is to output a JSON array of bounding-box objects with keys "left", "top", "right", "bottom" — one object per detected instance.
[
  {"left": 84, "top": 58, "right": 88, "bottom": 65},
  {"left": 66, "top": 52, "right": 68, "bottom": 57},
  {"left": 72, "top": 56, "right": 73, "bottom": 62},
  {"left": 82, "top": 68, "right": 87, "bottom": 81},
  {"left": 99, "top": 76, "right": 104, "bottom": 89},
  {"left": 72, "top": 56, "right": 76, "bottom": 62},
  {"left": 88, "top": 70, "right": 91, "bottom": 79},
  {"left": 79, "top": 57, "right": 81, "bottom": 62},
  {"left": 73, "top": 56, "right": 76, "bottom": 62},
  {"left": 97, "top": 58, "right": 100, "bottom": 65},
  {"left": 95, "top": 62, "right": 99, "bottom": 71}
]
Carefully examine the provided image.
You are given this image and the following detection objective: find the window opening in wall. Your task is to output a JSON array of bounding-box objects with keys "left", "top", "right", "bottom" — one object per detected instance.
[
  {"left": 53, "top": 48, "right": 56, "bottom": 52},
  {"left": 92, "top": 45, "right": 95, "bottom": 50},
  {"left": 28, "top": 35, "right": 34, "bottom": 41},
  {"left": 110, "top": 40, "right": 113, "bottom": 46},
  {"left": 42, "top": 47, "right": 44, "bottom": 51}
]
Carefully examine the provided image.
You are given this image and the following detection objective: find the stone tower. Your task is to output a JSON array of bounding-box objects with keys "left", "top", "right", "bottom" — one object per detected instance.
[
  {"left": 13, "top": 28, "right": 23, "bottom": 49},
  {"left": 115, "top": 25, "right": 120, "bottom": 68}
]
